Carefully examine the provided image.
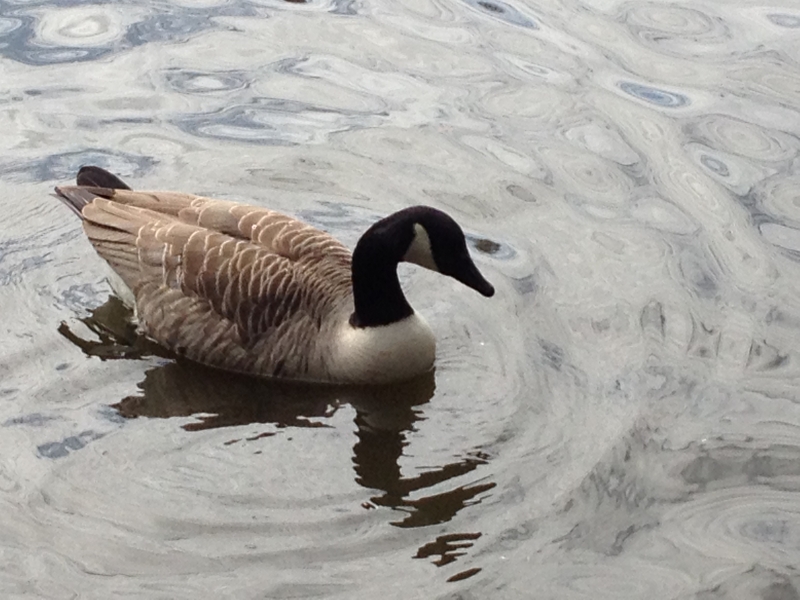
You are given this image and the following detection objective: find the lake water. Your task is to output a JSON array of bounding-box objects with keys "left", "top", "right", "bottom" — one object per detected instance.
[{"left": 2, "top": 0, "right": 800, "bottom": 597}]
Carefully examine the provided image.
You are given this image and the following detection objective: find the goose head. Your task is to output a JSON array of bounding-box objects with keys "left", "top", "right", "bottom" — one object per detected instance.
[
  {"left": 351, "top": 206, "right": 494, "bottom": 328},
  {"left": 399, "top": 207, "right": 494, "bottom": 297}
]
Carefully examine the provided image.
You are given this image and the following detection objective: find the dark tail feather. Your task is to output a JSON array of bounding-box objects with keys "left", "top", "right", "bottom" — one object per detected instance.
[
  {"left": 54, "top": 166, "right": 131, "bottom": 218},
  {"left": 76, "top": 166, "right": 131, "bottom": 190},
  {"left": 53, "top": 186, "right": 108, "bottom": 219}
]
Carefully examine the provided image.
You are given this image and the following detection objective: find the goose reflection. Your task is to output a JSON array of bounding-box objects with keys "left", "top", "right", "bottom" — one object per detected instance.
[{"left": 59, "top": 296, "right": 495, "bottom": 530}]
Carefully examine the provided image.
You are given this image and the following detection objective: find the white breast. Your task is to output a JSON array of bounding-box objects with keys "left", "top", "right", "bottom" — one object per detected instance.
[{"left": 328, "top": 313, "right": 436, "bottom": 384}]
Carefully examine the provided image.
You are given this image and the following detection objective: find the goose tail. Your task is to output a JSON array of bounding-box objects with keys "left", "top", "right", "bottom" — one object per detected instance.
[
  {"left": 53, "top": 166, "right": 132, "bottom": 218},
  {"left": 76, "top": 165, "right": 132, "bottom": 190}
]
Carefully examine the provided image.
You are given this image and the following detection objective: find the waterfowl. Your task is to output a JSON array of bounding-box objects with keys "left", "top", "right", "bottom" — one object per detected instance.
[{"left": 54, "top": 166, "right": 495, "bottom": 384}]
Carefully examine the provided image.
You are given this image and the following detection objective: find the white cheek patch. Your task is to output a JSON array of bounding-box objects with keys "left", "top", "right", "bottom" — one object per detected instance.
[{"left": 402, "top": 223, "right": 438, "bottom": 272}]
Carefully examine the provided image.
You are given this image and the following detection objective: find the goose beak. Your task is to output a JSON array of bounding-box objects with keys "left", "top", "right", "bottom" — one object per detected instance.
[{"left": 454, "top": 259, "right": 495, "bottom": 297}]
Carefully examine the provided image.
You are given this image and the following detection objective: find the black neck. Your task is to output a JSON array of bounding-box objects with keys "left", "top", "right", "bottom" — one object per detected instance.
[{"left": 350, "top": 222, "right": 414, "bottom": 328}]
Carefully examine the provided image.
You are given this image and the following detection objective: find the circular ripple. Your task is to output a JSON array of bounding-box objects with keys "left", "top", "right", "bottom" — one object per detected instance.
[
  {"left": 176, "top": 100, "right": 380, "bottom": 145},
  {"left": 541, "top": 145, "right": 633, "bottom": 207},
  {"left": 701, "top": 565, "right": 800, "bottom": 600},
  {"left": 618, "top": 82, "right": 689, "bottom": 108},
  {"left": 624, "top": 3, "right": 730, "bottom": 54},
  {"left": 26, "top": 48, "right": 104, "bottom": 63},
  {"left": 662, "top": 488, "right": 800, "bottom": 563},
  {"left": 564, "top": 123, "right": 640, "bottom": 166},
  {"left": 245, "top": 0, "right": 352, "bottom": 13},
  {"left": 0, "top": 17, "right": 22, "bottom": 36},
  {"left": 683, "top": 143, "right": 774, "bottom": 197},
  {"left": 0, "top": 150, "right": 156, "bottom": 183},
  {"left": 768, "top": 13, "right": 800, "bottom": 28},
  {"left": 508, "top": 560, "right": 692, "bottom": 599},
  {"left": 686, "top": 114, "right": 797, "bottom": 162},
  {"left": 678, "top": 246, "right": 719, "bottom": 299},
  {"left": 125, "top": 13, "right": 214, "bottom": 46},
  {"left": 461, "top": 0, "right": 537, "bottom": 28},
  {"left": 30, "top": 421, "right": 373, "bottom": 576},
  {"left": 630, "top": 196, "right": 699, "bottom": 235},
  {"left": 760, "top": 222, "right": 800, "bottom": 254},
  {"left": 626, "top": 3, "right": 718, "bottom": 36},
  {"left": 467, "top": 234, "right": 516, "bottom": 260},
  {"left": 755, "top": 175, "right": 800, "bottom": 226},
  {"left": 164, "top": 69, "right": 249, "bottom": 94},
  {"left": 37, "top": 7, "right": 127, "bottom": 48},
  {"left": 700, "top": 154, "right": 729, "bottom": 176}
]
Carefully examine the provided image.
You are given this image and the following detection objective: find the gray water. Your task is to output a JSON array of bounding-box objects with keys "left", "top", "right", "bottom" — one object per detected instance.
[{"left": 2, "top": 0, "right": 800, "bottom": 597}]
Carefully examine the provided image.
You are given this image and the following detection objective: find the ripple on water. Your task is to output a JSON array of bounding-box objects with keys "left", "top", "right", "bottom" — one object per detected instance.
[
  {"left": 175, "top": 99, "right": 382, "bottom": 145},
  {"left": 505, "top": 183, "right": 545, "bottom": 204},
  {"left": 539, "top": 144, "right": 633, "bottom": 217},
  {"left": 629, "top": 195, "right": 699, "bottom": 235},
  {"left": 36, "top": 7, "right": 129, "bottom": 48},
  {"left": 31, "top": 420, "right": 376, "bottom": 576},
  {"left": 698, "top": 565, "right": 800, "bottom": 600},
  {"left": 683, "top": 143, "right": 777, "bottom": 197},
  {"left": 681, "top": 443, "right": 800, "bottom": 491},
  {"left": 244, "top": 0, "right": 358, "bottom": 14},
  {"left": 25, "top": 352, "right": 501, "bottom": 585},
  {"left": 767, "top": 13, "right": 800, "bottom": 28},
  {"left": 677, "top": 243, "right": 721, "bottom": 301},
  {"left": 10, "top": 44, "right": 111, "bottom": 65},
  {"left": 460, "top": 0, "right": 537, "bottom": 29},
  {"left": 38, "top": 430, "right": 105, "bottom": 459},
  {"left": 617, "top": 81, "right": 690, "bottom": 109},
  {"left": 662, "top": 487, "right": 800, "bottom": 564},
  {"left": 5, "top": 6, "right": 128, "bottom": 65},
  {"left": 497, "top": 53, "right": 577, "bottom": 87},
  {"left": 121, "top": 2, "right": 262, "bottom": 49},
  {"left": 759, "top": 223, "right": 800, "bottom": 257},
  {"left": 163, "top": 69, "right": 250, "bottom": 94},
  {"left": 563, "top": 122, "right": 640, "bottom": 167},
  {"left": 0, "top": 150, "right": 156, "bottom": 183},
  {"left": 754, "top": 174, "right": 800, "bottom": 227},
  {"left": 623, "top": 2, "right": 733, "bottom": 57},
  {"left": 503, "top": 560, "right": 693, "bottom": 600},
  {"left": 459, "top": 134, "right": 549, "bottom": 179},
  {"left": 277, "top": 54, "right": 429, "bottom": 107},
  {"left": 572, "top": 563, "right": 692, "bottom": 598},
  {"left": 0, "top": 17, "right": 23, "bottom": 36},
  {"left": 124, "top": 12, "right": 216, "bottom": 46},
  {"left": 7, "top": 0, "right": 800, "bottom": 593},
  {"left": 2, "top": 3, "right": 258, "bottom": 65},
  {"left": 684, "top": 114, "right": 798, "bottom": 163}
]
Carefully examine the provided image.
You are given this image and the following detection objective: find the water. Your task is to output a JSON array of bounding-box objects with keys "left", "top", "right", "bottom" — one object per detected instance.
[{"left": 1, "top": 0, "right": 800, "bottom": 597}]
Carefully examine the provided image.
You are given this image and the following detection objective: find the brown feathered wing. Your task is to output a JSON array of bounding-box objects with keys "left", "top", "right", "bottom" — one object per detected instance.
[{"left": 55, "top": 187, "right": 354, "bottom": 379}]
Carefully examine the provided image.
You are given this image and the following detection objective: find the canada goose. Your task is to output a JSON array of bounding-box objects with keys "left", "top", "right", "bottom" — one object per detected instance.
[{"left": 54, "top": 166, "right": 495, "bottom": 384}]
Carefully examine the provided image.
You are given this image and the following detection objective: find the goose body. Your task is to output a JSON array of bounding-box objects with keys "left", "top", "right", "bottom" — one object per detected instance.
[{"left": 54, "top": 166, "right": 494, "bottom": 384}]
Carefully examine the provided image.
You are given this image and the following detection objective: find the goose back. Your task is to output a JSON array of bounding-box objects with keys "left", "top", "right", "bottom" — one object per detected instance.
[{"left": 56, "top": 186, "right": 356, "bottom": 380}]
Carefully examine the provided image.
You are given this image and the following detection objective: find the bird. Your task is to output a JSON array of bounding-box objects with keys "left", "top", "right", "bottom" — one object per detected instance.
[{"left": 54, "top": 166, "right": 495, "bottom": 384}]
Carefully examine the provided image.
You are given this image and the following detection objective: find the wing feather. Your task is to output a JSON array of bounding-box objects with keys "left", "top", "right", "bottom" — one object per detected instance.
[{"left": 71, "top": 191, "right": 352, "bottom": 379}]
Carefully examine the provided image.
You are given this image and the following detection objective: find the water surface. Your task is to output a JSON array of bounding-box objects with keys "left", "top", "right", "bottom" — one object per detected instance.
[{"left": 2, "top": 0, "right": 800, "bottom": 597}]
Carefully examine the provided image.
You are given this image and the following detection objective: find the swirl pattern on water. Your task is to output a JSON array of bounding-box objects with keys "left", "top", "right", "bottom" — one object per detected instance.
[
  {"left": 0, "top": 150, "right": 156, "bottom": 183},
  {"left": 767, "top": 13, "right": 800, "bottom": 28},
  {"left": 623, "top": 3, "right": 733, "bottom": 57},
  {"left": 617, "top": 81, "right": 690, "bottom": 108},
  {"left": 175, "top": 99, "right": 384, "bottom": 145},
  {"left": 3, "top": 0, "right": 800, "bottom": 596},
  {"left": 685, "top": 114, "right": 798, "bottom": 162},
  {"left": 664, "top": 488, "right": 800, "bottom": 563},
  {"left": 164, "top": 69, "right": 251, "bottom": 95},
  {"left": 460, "top": 0, "right": 537, "bottom": 29}
]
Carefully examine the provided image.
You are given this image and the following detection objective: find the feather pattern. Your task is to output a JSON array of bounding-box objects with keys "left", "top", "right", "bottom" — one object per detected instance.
[
  {"left": 53, "top": 167, "right": 495, "bottom": 384},
  {"left": 56, "top": 185, "right": 356, "bottom": 380}
]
